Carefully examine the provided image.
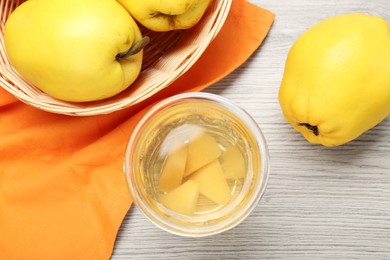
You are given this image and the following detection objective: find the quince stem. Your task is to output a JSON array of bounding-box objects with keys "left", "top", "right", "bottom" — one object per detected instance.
[{"left": 116, "top": 36, "right": 150, "bottom": 60}]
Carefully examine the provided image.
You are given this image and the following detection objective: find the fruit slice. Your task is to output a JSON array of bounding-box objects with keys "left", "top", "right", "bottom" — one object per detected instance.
[
  {"left": 190, "top": 160, "right": 231, "bottom": 205},
  {"left": 158, "top": 140, "right": 188, "bottom": 192},
  {"left": 184, "top": 132, "right": 221, "bottom": 177},
  {"left": 220, "top": 145, "right": 246, "bottom": 179},
  {"left": 159, "top": 180, "right": 199, "bottom": 216}
]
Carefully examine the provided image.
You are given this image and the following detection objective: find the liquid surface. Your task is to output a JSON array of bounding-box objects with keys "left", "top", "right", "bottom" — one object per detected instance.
[{"left": 141, "top": 112, "right": 250, "bottom": 216}]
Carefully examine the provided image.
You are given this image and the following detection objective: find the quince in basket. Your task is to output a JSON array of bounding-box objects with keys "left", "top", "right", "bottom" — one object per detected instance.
[
  {"left": 4, "top": 0, "right": 149, "bottom": 102},
  {"left": 117, "top": 0, "right": 212, "bottom": 32}
]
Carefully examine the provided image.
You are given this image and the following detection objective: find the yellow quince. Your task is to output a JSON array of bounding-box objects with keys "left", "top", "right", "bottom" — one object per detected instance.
[
  {"left": 117, "top": 0, "right": 212, "bottom": 32},
  {"left": 4, "top": 0, "right": 147, "bottom": 102},
  {"left": 279, "top": 13, "right": 390, "bottom": 146}
]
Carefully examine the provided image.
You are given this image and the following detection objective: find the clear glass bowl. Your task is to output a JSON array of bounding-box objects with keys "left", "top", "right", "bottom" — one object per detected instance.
[{"left": 124, "top": 92, "right": 270, "bottom": 237}]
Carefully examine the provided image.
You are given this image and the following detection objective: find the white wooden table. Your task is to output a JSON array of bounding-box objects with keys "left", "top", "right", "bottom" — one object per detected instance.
[{"left": 112, "top": 0, "right": 390, "bottom": 259}]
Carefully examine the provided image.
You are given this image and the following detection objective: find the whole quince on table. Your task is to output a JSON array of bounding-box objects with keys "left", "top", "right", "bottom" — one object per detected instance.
[
  {"left": 4, "top": 0, "right": 148, "bottom": 102},
  {"left": 116, "top": 0, "right": 212, "bottom": 32},
  {"left": 279, "top": 13, "right": 390, "bottom": 146}
]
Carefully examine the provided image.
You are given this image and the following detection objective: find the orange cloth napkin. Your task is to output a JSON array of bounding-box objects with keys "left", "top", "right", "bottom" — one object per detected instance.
[{"left": 0, "top": 1, "right": 274, "bottom": 259}]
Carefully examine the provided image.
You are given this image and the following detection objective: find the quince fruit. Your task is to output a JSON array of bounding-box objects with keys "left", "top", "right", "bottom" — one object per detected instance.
[
  {"left": 4, "top": 0, "right": 149, "bottom": 102},
  {"left": 279, "top": 13, "right": 390, "bottom": 146},
  {"left": 117, "top": 0, "right": 212, "bottom": 32}
]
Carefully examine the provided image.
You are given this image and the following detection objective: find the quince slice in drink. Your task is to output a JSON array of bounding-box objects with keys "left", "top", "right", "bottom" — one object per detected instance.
[
  {"left": 220, "top": 145, "right": 246, "bottom": 179},
  {"left": 190, "top": 160, "right": 231, "bottom": 205},
  {"left": 158, "top": 140, "right": 188, "bottom": 192},
  {"left": 159, "top": 180, "right": 199, "bottom": 216},
  {"left": 184, "top": 132, "right": 221, "bottom": 177}
]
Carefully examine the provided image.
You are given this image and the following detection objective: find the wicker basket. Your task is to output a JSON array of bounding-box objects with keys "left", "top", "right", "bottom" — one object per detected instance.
[{"left": 0, "top": 0, "right": 231, "bottom": 116}]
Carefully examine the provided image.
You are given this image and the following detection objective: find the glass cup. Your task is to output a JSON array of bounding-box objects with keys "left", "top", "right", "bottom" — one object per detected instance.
[{"left": 124, "top": 92, "right": 270, "bottom": 237}]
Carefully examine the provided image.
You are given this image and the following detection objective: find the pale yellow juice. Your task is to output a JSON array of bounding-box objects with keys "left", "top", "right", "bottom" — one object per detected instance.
[{"left": 132, "top": 101, "right": 260, "bottom": 217}]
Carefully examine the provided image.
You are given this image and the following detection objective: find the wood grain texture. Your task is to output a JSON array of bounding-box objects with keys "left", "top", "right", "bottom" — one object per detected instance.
[{"left": 112, "top": 1, "right": 390, "bottom": 259}]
